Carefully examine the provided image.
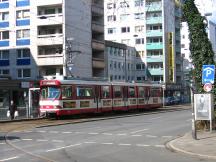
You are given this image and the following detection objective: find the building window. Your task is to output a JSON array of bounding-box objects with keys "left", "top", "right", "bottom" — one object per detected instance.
[
  {"left": 135, "top": 25, "right": 144, "bottom": 32},
  {"left": 134, "top": 12, "right": 144, "bottom": 19},
  {"left": 17, "top": 49, "right": 30, "bottom": 58},
  {"left": 107, "top": 3, "right": 116, "bottom": 9},
  {"left": 121, "top": 39, "right": 130, "bottom": 44},
  {"left": 120, "top": 14, "right": 129, "bottom": 21},
  {"left": 135, "top": 38, "right": 144, "bottom": 44},
  {"left": 134, "top": 0, "right": 144, "bottom": 6},
  {"left": 0, "top": 0, "right": 9, "bottom": 2},
  {"left": 121, "top": 27, "right": 130, "bottom": 33},
  {"left": 108, "top": 28, "right": 116, "bottom": 34},
  {"left": 0, "top": 31, "right": 9, "bottom": 40},
  {"left": 16, "top": 29, "right": 30, "bottom": 39},
  {"left": 0, "top": 69, "right": 9, "bottom": 75},
  {"left": 181, "top": 44, "right": 185, "bottom": 48},
  {"left": 107, "top": 15, "right": 116, "bottom": 22},
  {"left": 120, "top": 1, "right": 129, "bottom": 8},
  {"left": 16, "top": 10, "right": 30, "bottom": 19},
  {"left": 0, "top": 50, "right": 9, "bottom": 59},
  {"left": 0, "top": 12, "right": 9, "bottom": 21},
  {"left": 17, "top": 68, "right": 31, "bottom": 78}
]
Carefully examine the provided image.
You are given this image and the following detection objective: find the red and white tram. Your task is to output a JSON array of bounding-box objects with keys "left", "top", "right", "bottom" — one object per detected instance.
[{"left": 39, "top": 79, "right": 163, "bottom": 118}]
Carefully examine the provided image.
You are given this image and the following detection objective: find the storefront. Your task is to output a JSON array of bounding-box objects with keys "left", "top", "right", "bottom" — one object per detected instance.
[{"left": 0, "top": 79, "right": 39, "bottom": 120}]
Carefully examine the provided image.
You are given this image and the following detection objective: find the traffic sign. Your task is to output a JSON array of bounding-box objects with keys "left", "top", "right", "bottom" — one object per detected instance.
[
  {"left": 202, "top": 65, "right": 215, "bottom": 84},
  {"left": 203, "top": 83, "right": 212, "bottom": 92}
]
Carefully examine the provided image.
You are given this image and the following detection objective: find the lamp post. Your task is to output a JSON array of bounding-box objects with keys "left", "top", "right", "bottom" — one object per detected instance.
[{"left": 190, "top": 83, "right": 197, "bottom": 140}]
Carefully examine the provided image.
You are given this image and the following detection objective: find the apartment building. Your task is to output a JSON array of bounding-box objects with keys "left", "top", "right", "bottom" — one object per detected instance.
[
  {"left": 105, "top": 40, "right": 137, "bottom": 82},
  {"left": 0, "top": 0, "right": 105, "bottom": 80},
  {"left": 104, "top": 0, "right": 183, "bottom": 84}
]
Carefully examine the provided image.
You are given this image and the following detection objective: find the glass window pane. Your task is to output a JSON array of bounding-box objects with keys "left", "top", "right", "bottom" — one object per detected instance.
[
  {"left": 23, "top": 10, "right": 30, "bottom": 18},
  {"left": 23, "top": 29, "right": 30, "bottom": 38},
  {"left": 62, "top": 86, "right": 72, "bottom": 99},
  {"left": 2, "top": 12, "right": 9, "bottom": 20},
  {"left": 16, "top": 11, "right": 22, "bottom": 19},
  {"left": 2, "top": 50, "right": 9, "bottom": 59},
  {"left": 113, "top": 86, "right": 121, "bottom": 98},
  {"left": 23, "top": 49, "right": 30, "bottom": 57},
  {"left": 2, "top": 31, "right": 9, "bottom": 39},
  {"left": 16, "top": 30, "right": 22, "bottom": 38},
  {"left": 102, "top": 86, "right": 110, "bottom": 98},
  {"left": 23, "top": 69, "right": 31, "bottom": 77}
]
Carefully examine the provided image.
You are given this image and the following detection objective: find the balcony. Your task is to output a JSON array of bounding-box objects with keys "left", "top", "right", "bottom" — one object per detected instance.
[
  {"left": 92, "top": 40, "right": 105, "bottom": 51},
  {"left": 148, "top": 68, "right": 163, "bottom": 75},
  {"left": 36, "top": 0, "right": 62, "bottom": 6},
  {"left": 92, "top": 4, "right": 104, "bottom": 15},
  {"left": 146, "top": 29, "right": 163, "bottom": 37},
  {"left": 92, "top": 58, "right": 105, "bottom": 69},
  {"left": 146, "top": 17, "right": 162, "bottom": 24},
  {"left": 145, "top": 3, "right": 162, "bottom": 12},
  {"left": 146, "top": 42, "right": 163, "bottom": 50},
  {"left": 37, "top": 34, "right": 63, "bottom": 46},
  {"left": 92, "top": 22, "right": 104, "bottom": 33},
  {"left": 37, "top": 14, "right": 63, "bottom": 26},
  {"left": 0, "top": 2, "right": 9, "bottom": 9},
  {"left": 37, "top": 55, "right": 63, "bottom": 66},
  {"left": 146, "top": 56, "right": 163, "bottom": 63},
  {"left": 0, "top": 22, "right": 9, "bottom": 28}
]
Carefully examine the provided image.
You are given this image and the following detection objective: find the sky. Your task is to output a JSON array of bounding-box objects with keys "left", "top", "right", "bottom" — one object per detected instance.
[{"left": 195, "top": 0, "right": 216, "bottom": 23}]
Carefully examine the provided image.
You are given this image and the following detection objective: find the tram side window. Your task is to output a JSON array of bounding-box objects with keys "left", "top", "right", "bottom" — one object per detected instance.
[
  {"left": 138, "top": 87, "right": 145, "bottom": 97},
  {"left": 129, "top": 86, "right": 135, "bottom": 97},
  {"left": 113, "top": 86, "right": 122, "bottom": 98},
  {"left": 151, "top": 88, "right": 159, "bottom": 97},
  {"left": 76, "top": 87, "right": 93, "bottom": 98},
  {"left": 102, "top": 86, "right": 110, "bottom": 98},
  {"left": 62, "top": 86, "right": 72, "bottom": 99}
]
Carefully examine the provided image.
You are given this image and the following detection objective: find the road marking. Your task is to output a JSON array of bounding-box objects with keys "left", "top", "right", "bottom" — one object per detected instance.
[
  {"left": 49, "top": 131, "right": 58, "bottom": 133},
  {"left": 102, "top": 143, "right": 113, "bottom": 145},
  {"left": 46, "top": 143, "right": 82, "bottom": 152},
  {"left": 52, "top": 140, "right": 63, "bottom": 143},
  {"left": 62, "top": 132, "right": 72, "bottom": 134},
  {"left": 22, "top": 139, "right": 33, "bottom": 141},
  {"left": 117, "top": 133, "right": 127, "bottom": 136},
  {"left": 118, "top": 143, "right": 131, "bottom": 146},
  {"left": 75, "top": 132, "right": 84, "bottom": 134},
  {"left": 131, "top": 129, "right": 148, "bottom": 134},
  {"left": 38, "top": 130, "right": 46, "bottom": 133},
  {"left": 132, "top": 134, "right": 142, "bottom": 137},
  {"left": 88, "top": 133, "right": 99, "bottom": 135},
  {"left": 102, "top": 133, "right": 113, "bottom": 136},
  {"left": 37, "top": 139, "right": 48, "bottom": 142},
  {"left": 162, "top": 136, "right": 173, "bottom": 138},
  {"left": 0, "top": 143, "right": 5, "bottom": 145},
  {"left": 23, "top": 130, "right": 32, "bottom": 133},
  {"left": 84, "top": 141, "right": 96, "bottom": 144},
  {"left": 136, "top": 144, "right": 150, "bottom": 147},
  {"left": 0, "top": 156, "right": 19, "bottom": 161},
  {"left": 155, "top": 145, "right": 165, "bottom": 148},
  {"left": 11, "top": 139, "right": 21, "bottom": 142},
  {"left": 149, "top": 117, "right": 162, "bottom": 120},
  {"left": 146, "top": 135, "right": 157, "bottom": 138}
]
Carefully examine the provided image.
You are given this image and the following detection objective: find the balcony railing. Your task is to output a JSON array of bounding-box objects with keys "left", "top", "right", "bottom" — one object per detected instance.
[
  {"left": 37, "top": 14, "right": 63, "bottom": 26},
  {"left": 37, "top": 34, "right": 63, "bottom": 46}
]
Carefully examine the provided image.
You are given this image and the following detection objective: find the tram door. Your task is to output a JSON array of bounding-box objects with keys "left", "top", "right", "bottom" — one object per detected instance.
[
  {"left": 29, "top": 88, "right": 40, "bottom": 118},
  {"left": 123, "top": 86, "right": 128, "bottom": 110},
  {"left": 94, "top": 86, "right": 101, "bottom": 112}
]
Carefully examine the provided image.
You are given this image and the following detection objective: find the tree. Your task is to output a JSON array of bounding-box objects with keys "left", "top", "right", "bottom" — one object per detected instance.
[{"left": 182, "top": 0, "right": 215, "bottom": 93}]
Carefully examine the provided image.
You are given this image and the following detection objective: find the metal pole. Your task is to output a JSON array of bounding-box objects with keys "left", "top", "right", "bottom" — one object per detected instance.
[{"left": 191, "top": 87, "right": 197, "bottom": 140}]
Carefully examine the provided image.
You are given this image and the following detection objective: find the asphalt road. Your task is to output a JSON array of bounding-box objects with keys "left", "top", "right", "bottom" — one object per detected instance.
[{"left": 0, "top": 108, "right": 215, "bottom": 162}]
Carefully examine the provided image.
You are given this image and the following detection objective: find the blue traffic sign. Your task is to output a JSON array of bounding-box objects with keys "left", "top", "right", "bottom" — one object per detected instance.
[{"left": 202, "top": 65, "right": 215, "bottom": 84}]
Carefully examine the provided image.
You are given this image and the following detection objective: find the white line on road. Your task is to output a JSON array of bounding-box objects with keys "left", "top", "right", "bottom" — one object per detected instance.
[
  {"left": 52, "top": 140, "right": 63, "bottom": 143},
  {"left": 102, "top": 133, "right": 113, "bottom": 136},
  {"left": 75, "top": 132, "right": 84, "bottom": 134},
  {"left": 146, "top": 135, "right": 157, "bottom": 138},
  {"left": 49, "top": 131, "right": 58, "bottom": 133},
  {"left": 118, "top": 143, "right": 131, "bottom": 146},
  {"left": 37, "top": 139, "right": 48, "bottom": 142},
  {"left": 149, "top": 117, "right": 162, "bottom": 120},
  {"left": 0, "top": 156, "right": 19, "bottom": 161},
  {"left": 162, "top": 136, "right": 173, "bottom": 138},
  {"left": 0, "top": 143, "right": 5, "bottom": 145},
  {"left": 23, "top": 130, "right": 32, "bottom": 133},
  {"left": 117, "top": 133, "right": 127, "bottom": 136},
  {"left": 136, "top": 144, "right": 150, "bottom": 147},
  {"left": 102, "top": 143, "right": 113, "bottom": 145},
  {"left": 84, "top": 141, "right": 96, "bottom": 144},
  {"left": 88, "top": 133, "right": 99, "bottom": 135},
  {"left": 131, "top": 134, "right": 142, "bottom": 137},
  {"left": 22, "top": 139, "right": 33, "bottom": 141},
  {"left": 131, "top": 129, "right": 148, "bottom": 134},
  {"left": 62, "top": 132, "right": 72, "bottom": 134},
  {"left": 46, "top": 143, "right": 82, "bottom": 152},
  {"left": 38, "top": 130, "right": 46, "bottom": 133},
  {"left": 155, "top": 145, "right": 165, "bottom": 148}
]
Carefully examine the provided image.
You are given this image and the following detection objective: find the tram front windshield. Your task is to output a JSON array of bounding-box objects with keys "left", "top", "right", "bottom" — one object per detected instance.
[{"left": 41, "top": 86, "right": 61, "bottom": 100}]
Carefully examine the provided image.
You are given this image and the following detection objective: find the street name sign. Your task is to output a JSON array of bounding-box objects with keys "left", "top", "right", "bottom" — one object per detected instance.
[{"left": 202, "top": 65, "right": 215, "bottom": 84}]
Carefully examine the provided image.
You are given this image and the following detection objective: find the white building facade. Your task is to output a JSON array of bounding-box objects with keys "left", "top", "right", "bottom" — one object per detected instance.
[
  {"left": 104, "top": 0, "right": 183, "bottom": 84},
  {"left": 0, "top": 0, "right": 105, "bottom": 80}
]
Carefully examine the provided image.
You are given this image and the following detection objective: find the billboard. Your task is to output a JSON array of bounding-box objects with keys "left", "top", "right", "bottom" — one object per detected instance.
[
  {"left": 194, "top": 93, "right": 214, "bottom": 120},
  {"left": 167, "top": 32, "right": 174, "bottom": 82}
]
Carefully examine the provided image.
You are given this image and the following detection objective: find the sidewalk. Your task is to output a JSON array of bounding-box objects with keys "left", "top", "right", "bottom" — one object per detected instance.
[{"left": 167, "top": 131, "right": 216, "bottom": 160}]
